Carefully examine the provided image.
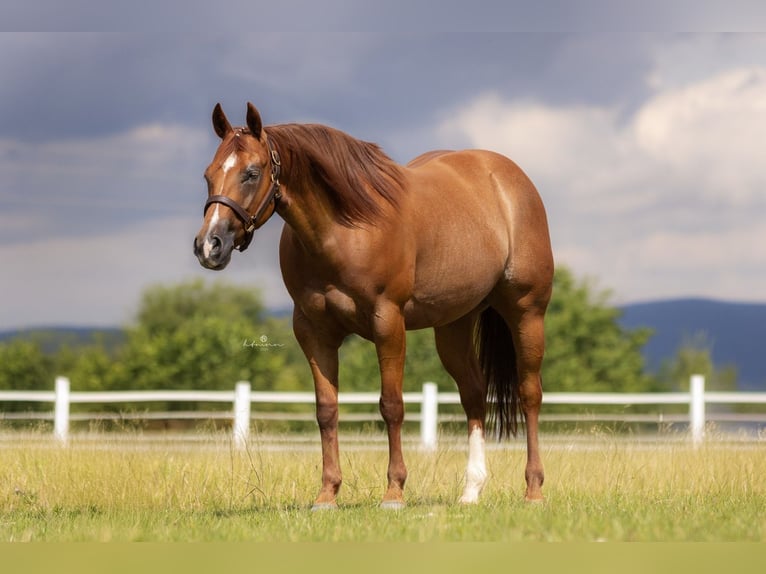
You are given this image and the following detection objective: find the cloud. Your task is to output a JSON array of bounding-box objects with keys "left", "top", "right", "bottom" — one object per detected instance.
[
  {"left": 0, "top": 121, "right": 212, "bottom": 242},
  {"left": 633, "top": 67, "right": 766, "bottom": 206},
  {"left": 0, "top": 214, "right": 289, "bottom": 329},
  {"left": 438, "top": 66, "right": 766, "bottom": 303},
  {"left": 5, "top": 1, "right": 766, "bottom": 33}
]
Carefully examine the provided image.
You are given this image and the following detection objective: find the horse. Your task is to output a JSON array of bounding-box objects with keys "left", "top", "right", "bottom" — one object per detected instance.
[{"left": 194, "top": 103, "right": 554, "bottom": 509}]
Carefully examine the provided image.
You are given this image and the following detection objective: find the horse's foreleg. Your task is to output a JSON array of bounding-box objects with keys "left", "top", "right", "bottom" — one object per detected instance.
[
  {"left": 294, "top": 311, "right": 343, "bottom": 510},
  {"left": 374, "top": 304, "right": 408, "bottom": 509},
  {"left": 313, "top": 362, "right": 342, "bottom": 509}
]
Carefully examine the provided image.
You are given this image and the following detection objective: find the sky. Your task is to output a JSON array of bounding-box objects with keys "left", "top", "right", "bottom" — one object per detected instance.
[{"left": 1, "top": 5, "right": 766, "bottom": 330}]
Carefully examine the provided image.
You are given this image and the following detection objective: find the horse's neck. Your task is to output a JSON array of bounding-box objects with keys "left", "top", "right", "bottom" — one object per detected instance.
[{"left": 279, "top": 182, "right": 338, "bottom": 256}]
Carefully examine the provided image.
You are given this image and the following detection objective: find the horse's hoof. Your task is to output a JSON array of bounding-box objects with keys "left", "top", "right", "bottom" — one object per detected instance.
[
  {"left": 524, "top": 496, "right": 545, "bottom": 505},
  {"left": 311, "top": 502, "right": 338, "bottom": 512},
  {"left": 459, "top": 486, "right": 483, "bottom": 504},
  {"left": 379, "top": 500, "right": 406, "bottom": 510}
]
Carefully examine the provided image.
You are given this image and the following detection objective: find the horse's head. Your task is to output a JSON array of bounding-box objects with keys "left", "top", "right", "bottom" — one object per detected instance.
[{"left": 194, "top": 102, "right": 281, "bottom": 270}]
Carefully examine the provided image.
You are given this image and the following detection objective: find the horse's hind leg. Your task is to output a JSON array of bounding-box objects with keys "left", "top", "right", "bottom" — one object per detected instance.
[
  {"left": 488, "top": 286, "right": 550, "bottom": 502},
  {"left": 512, "top": 306, "right": 547, "bottom": 501},
  {"left": 434, "top": 312, "right": 488, "bottom": 504}
]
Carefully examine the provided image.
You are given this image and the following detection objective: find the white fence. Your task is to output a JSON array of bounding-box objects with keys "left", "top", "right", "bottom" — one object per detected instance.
[{"left": 1, "top": 375, "right": 766, "bottom": 449}]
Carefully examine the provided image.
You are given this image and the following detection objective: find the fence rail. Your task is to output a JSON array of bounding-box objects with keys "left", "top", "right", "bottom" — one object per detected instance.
[{"left": 1, "top": 375, "right": 765, "bottom": 449}]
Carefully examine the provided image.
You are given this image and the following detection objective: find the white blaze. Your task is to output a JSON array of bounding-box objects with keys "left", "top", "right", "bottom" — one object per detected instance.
[
  {"left": 203, "top": 152, "right": 237, "bottom": 258},
  {"left": 219, "top": 152, "right": 238, "bottom": 194},
  {"left": 202, "top": 205, "right": 221, "bottom": 259},
  {"left": 222, "top": 152, "right": 237, "bottom": 174},
  {"left": 459, "top": 426, "right": 487, "bottom": 504}
]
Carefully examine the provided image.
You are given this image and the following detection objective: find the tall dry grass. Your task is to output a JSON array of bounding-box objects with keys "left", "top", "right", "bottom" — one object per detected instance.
[{"left": 1, "top": 431, "right": 764, "bottom": 541}]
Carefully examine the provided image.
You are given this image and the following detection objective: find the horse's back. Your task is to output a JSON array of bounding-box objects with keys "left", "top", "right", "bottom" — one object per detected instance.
[
  {"left": 404, "top": 148, "right": 551, "bottom": 257},
  {"left": 406, "top": 150, "right": 453, "bottom": 168}
]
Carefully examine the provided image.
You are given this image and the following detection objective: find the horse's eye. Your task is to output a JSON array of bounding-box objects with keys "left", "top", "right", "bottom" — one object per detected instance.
[{"left": 242, "top": 168, "right": 261, "bottom": 183}]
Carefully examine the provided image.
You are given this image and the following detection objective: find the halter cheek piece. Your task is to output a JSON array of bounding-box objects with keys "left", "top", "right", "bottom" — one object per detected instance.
[{"left": 204, "top": 137, "right": 282, "bottom": 252}]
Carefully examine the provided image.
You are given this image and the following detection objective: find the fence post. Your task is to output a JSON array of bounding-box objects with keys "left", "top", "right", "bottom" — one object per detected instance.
[
  {"left": 233, "top": 381, "right": 252, "bottom": 450},
  {"left": 421, "top": 382, "right": 438, "bottom": 451},
  {"left": 690, "top": 374, "right": 705, "bottom": 446},
  {"left": 54, "top": 376, "right": 70, "bottom": 445}
]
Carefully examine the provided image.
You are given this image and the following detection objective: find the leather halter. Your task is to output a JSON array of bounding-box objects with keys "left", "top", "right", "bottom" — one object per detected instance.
[{"left": 204, "top": 136, "right": 282, "bottom": 252}]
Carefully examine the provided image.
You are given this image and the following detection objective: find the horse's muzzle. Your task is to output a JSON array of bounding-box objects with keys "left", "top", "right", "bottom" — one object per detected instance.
[{"left": 194, "top": 232, "right": 234, "bottom": 270}]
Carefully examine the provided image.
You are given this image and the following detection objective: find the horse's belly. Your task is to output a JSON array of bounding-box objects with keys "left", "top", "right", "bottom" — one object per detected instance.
[
  {"left": 402, "top": 235, "right": 502, "bottom": 329},
  {"left": 403, "top": 277, "right": 493, "bottom": 330}
]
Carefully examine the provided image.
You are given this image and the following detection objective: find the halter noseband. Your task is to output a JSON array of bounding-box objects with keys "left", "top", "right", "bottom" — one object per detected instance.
[{"left": 204, "top": 136, "right": 282, "bottom": 252}]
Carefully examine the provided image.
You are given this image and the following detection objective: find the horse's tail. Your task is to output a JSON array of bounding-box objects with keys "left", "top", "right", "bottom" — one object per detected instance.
[{"left": 476, "top": 307, "right": 521, "bottom": 439}]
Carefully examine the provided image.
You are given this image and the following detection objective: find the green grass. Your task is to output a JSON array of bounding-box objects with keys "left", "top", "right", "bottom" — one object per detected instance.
[{"left": 1, "top": 431, "right": 764, "bottom": 541}]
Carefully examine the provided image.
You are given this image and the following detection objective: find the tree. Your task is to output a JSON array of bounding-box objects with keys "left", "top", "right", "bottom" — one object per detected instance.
[
  {"left": 543, "top": 267, "right": 654, "bottom": 393},
  {"left": 110, "top": 280, "right": 306, "bottom": 401},
  {"left": 0, "top": 339, "right": 55, "bottom": 411},
  {"left": 134, "top": 278, "right": 264, "bottom": 336},
  {"left": 339, "top": 328, "right": 452, "bottom": 393},
  {"left": 657, "top": 332, "right": 737, "bottom": 392},
  {"left": 55, "top": 344, "right": 115, "bottom": 392}
]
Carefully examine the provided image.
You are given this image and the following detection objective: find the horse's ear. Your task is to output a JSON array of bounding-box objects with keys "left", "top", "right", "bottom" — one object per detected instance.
[
  {"left": 212, "top": 103, "right": 233, "bottom": 139},
  {"left": 246, "top": 102, "right": 263, "bottom": 140}
]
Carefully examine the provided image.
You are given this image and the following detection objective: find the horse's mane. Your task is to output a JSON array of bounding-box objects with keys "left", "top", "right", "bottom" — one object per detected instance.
[{"left": 265, "top": 124, "right": 406, "bottom": 226}]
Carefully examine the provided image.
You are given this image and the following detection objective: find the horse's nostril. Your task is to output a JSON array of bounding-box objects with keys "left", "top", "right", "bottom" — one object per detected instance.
[{"left": 210, "top": 235, "right": 222, "bottom": 254}]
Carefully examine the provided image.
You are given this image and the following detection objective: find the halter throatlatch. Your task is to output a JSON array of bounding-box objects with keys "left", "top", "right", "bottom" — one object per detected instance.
[{"left": 204, "top": 136, "right": 282, "bottom": 252}]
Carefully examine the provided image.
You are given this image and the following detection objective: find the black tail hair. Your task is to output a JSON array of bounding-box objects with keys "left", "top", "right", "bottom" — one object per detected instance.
[{"left": 476, "top": 307, "right": 520, "bottom": 439}]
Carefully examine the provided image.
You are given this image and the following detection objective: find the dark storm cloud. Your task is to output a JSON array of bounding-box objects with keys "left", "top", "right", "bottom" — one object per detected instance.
[
  {"left": 3, "top": 0, "right": 764, "bottom": 34},
  {"left": 0, "top": 34, "right": 232, "bottom": 141},
  {"left": 0, "top": 32, "right": 655, "bottom": 145},
  {"left": 0, "top": 30, "right": 658, "bottom": 242},
  {"left": 342, "top": 34, "right": 653, "bottom": 129}
]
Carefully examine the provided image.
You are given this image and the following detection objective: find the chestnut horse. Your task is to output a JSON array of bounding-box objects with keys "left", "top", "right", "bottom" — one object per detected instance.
[{"left": 194, "top": 103, "right": 553, "bottom": 509}]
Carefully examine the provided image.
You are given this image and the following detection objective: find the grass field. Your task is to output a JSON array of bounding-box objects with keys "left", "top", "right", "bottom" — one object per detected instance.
[{"left": 1, "top": 431, "right": 764, "bottom": 542}]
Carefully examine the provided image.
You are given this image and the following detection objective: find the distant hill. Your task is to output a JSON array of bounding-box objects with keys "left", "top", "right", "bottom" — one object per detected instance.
[{"left": 619, "top": 299, "right": 766, "bottom": 391}]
